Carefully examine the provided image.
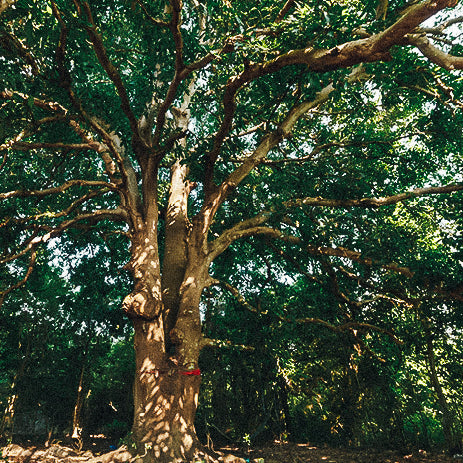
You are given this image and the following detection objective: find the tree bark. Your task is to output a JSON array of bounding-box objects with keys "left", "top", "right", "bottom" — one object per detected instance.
[
  {"left": 72, "top": 336, "right": 91, "bottom": 449},
  {"left": 122, "top": 161, "right": 210, "bottom": 462},
  {"left": 131, "top": 318, "right": 202, "bottom": 463}
]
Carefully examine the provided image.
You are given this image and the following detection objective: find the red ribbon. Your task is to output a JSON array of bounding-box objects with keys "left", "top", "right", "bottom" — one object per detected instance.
[
  {"left": 142, "top": 368, "right": 201, "bottom": 376},
  {"left": 179, "top": 368, "right": 201, "bottom": 376}
]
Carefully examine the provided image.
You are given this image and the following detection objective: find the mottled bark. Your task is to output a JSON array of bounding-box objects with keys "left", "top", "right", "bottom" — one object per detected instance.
[
  {"left": 122, "top": 158, "right": 210, "bottom": 462},
  {"left": 131, "top": 317, "right": 202, "bottom": 463},
  {"left": 162, "top": 161, "right": 191, "bottom": 340}
]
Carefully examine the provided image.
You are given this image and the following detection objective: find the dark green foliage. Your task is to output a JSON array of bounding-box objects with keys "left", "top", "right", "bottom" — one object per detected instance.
[{"left": 1, "top": 0, "right": 463, "bottom": 453}]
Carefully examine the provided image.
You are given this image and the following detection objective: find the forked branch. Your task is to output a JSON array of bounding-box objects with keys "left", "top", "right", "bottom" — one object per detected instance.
[{"left": 212, "top": 279, "right": 403, "bottom": 346}]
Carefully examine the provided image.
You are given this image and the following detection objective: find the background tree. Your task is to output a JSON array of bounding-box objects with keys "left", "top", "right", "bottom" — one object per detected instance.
[{"left": 1, "top": 0, "right": 463, "bottom": 461}]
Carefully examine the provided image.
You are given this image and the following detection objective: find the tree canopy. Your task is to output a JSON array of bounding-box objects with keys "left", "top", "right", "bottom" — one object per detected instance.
[{"left": 1, "top": 0, "right": 463, "bottom": 461}]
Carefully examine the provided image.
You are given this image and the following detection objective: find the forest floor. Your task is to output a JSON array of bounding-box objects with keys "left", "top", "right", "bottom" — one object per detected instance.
[
  {"left": 242, "top": 441, "right": 459, "bottom": 462},
  {"left": 1, "top": 440, "right": 460, "bottom": 463}
]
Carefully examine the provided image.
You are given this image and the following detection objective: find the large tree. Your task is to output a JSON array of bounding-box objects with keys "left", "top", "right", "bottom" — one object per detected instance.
[{"left": 1, "top": 0, "right": 463, "bottom": 461}]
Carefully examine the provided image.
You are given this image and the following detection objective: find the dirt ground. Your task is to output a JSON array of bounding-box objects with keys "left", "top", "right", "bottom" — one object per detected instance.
[
  {"left": 244, "top": 441, "right": 459, "bottom": 463},
  {"left": 2, "top": 441, "right": 460, "bottom": 463}
]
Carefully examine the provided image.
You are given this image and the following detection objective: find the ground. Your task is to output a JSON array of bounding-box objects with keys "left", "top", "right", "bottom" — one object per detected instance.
[{"left": 2, "top": 441, "right": 460, "bottom": 463}]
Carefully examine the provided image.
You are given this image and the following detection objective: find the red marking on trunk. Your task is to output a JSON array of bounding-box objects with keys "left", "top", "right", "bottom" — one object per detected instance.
[{"left": 179, "top": 368, "right": 201, "bottom": 376}]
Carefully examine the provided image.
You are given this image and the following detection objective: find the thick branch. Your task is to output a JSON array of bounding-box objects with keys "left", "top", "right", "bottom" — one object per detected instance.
[
  {"left": 0, "top": 0, "right": 16, "bottom": 16},
  {"left": 203, "top": 83, "right": 335, "bottom": 226},
  {"left": 0, "top": 90, "right": 67, "bottom": 114},
  {"left": 210, "top": 181, "right": 462, "bottom": 261},
  {"left": 11, "top": 142, "right": 94, "bottom": 152},
  {"left": 407, "top": 34, "right": 463, "bottom": 70},
  {"left": 0, "top": 31, "right": 40, "bottom": 75},
  {"left": 370, "top": 0, "right": 456, "bottom": 52},
  {"left": 202, "top": 0, "right": 455, "bottom": 198},
  {"left": 275, "top": 0, "right": 296, "bottom": 22},
  {"left": 150, "top": 0, "right": 186, "bottom": 148},
  {"left": 213, "top": 226, "right": 415, "bottom": 278},
  {"left": 51, "top": 1, "right": 141, "bottom": 217}
]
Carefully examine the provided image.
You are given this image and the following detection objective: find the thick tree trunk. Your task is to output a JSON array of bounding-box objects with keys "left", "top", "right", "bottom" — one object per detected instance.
[
  {"left": 122, "top": 159, "right": 211, "bottom": 462},
  {"left": 131, "top": 318, "right": 202, "bottom": 463}
]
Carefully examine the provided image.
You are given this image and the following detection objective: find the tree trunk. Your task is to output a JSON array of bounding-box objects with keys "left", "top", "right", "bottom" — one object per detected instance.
[
  {"left": 421, "top": 318, "right": 461, "bottom": 453},
  {"left": 131, "top": 318, "right": 202, "bottom": 463},
  {"left": 0, "top": 336, "right": 30, "bottom": 440},
  {"left": 123, "top": 159, "right": 211, "bottom": 462},
  {"left": 71, "top": 337, "right": 90, "bottom": 449}
]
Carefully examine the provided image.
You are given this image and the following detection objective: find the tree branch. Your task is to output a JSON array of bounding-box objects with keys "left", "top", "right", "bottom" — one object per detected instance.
[
  {"left": 275, "top": 0, "right": 296, "bottom": 22},
  {"left": 284, "top": 183, "right": 463, "bottom": 209},
  {"left": 0, "top": 30, "right": 40, "bottom": 75},
  {"left": 51, "top": 3, "right": 142, "bottom": 224},
  {"left": 212, "top": 226, "right": 415, "bottom": 278},
  {"left": 0, "top": 248, "right": 37, "bottom": 308},
  {"left": 0, "top": 208, "right": 128, "bottom": 265},
  {"left": 418, "top": 15, "right": 463, "bottom": 34},
  {"left": 79, "top": 2, "right": 149, "bottom": 152},
  {"left": 134, "top": 0, "right": 169, "bottom": 27},
  {"left": 150, "top": 0, "right": 187, "bottom": 148},
  {"left": 199, "top": 0, "right": 456, "bottom": 201},
  {"left": 407, "top": 33, "right": 463, "bottom": 70},
  {"left": 203, "top": 82, "right": 335, "bottom": 224},
  {"left": 210, "top": 181, "right": 462, "bottom": 261},
  {"left": 11, "top": 142, "right": 94, "bottom": 152},
  {"left": 0, "top": 179, "right": 119, "bottom": 201},
  {"left": 0, "top": 0, "right": 16, "bottom": 16},
  {"left": 212, "top": 279, "right": 403, "bottom": 345}
]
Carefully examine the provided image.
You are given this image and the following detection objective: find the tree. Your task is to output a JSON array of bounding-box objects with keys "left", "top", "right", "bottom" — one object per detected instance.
[{"left": 1, "top": 0, "right": 463, "bottom": 461}]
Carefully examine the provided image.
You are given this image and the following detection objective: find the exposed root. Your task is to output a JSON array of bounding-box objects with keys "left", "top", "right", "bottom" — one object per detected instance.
[
  {"left": 1, "top": 444, "right": 131, "bottom": 463},
  {"left": 1, "top": 444, "right": 247, "bottom": 463}
]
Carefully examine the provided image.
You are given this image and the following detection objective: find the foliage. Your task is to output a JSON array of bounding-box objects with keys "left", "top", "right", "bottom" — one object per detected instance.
[{"left": 1, "top": 0, "right": 463, "bottom": 456}]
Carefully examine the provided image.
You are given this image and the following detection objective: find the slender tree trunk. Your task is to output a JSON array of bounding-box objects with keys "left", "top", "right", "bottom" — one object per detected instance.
[
  {"left": 421, "top": 318, "right": 461, "bottom": 453},
  {"left": 71, "top": 337, "right": 91, "bottom": 449},
  {"left": 0, "top": 336, "right": 30, "bottom": 440}
]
